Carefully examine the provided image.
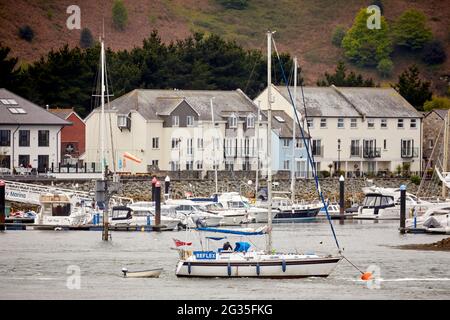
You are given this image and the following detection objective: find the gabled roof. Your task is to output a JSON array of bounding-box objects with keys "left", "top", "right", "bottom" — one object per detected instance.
[
  {"left": 426, "top": 109, "right": 449, "bottom": 120},
  {"left": 0, "top": 88, "right": 70, "bottom": 125},
  {"left": 92, "top": 89, "right": 261, "bottom": 122},
  {"left": 271, "top": 110, "right": 310, "bottom": 139},
  {"left": 49, "top": 108, "right": 74, "bottom": 120},
  {"left": 276, "top": 85, "right": 422, "bottom": 118}
]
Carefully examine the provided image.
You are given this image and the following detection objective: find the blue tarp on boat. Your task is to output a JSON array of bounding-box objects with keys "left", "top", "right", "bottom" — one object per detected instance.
[{"left": 234, "top": 242, "right": 250, "bottom": 252}]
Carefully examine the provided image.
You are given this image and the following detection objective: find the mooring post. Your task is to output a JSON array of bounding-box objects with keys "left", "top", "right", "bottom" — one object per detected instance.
[
  {"left": 339, "top": 175, "right": 345, "bottom": 216},
  {"left": 151, "top": 176, "right": 157, "bottom": 201},
  {"left": 0, "top": 180, "right": 5, "bottom": 231},
  {"left": 400, "top": 184, "right": 406, "bottom": 234},
  {"left": 96, "top": 179, "right": 109, "bottom": 241},
  {"left": 164, "top": 175, "right": 170, "bottom": 199},
  {"left": 155, "top": 180, "right": 161, "bottom": 227}
]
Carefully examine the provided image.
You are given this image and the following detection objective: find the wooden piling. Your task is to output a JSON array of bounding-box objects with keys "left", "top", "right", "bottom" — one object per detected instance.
[
  {"left": 400, "top": 184, "right": 406, "bottom": 234},
  {"left": 0, "top": 180, "right": 5, "bottom": 231},
  {"left": 155, "top": 180, "right": 161, "bottom": 227}
]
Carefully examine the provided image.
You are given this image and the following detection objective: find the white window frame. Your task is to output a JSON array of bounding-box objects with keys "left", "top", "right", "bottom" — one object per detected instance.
[
  {"left": 197, "top": 138, "right": 203, "bottom": 149},
  {"left": 350, "top": 118, "right": 357, "bottom": 128},
  {"left": 229, "top": 114, "right": 238, "bottom": 128},
  {"left": 367, "top": 119, "right": 375, "bottom": 128},
  {"left": 187, "top": 138, "right": 193, "bottom": 155},
  {"left": 152, "top": 137, "right": 159, "bottom": 149},
  {"left": 187, "top": 116, "right": 194, "bottom": 127},
  {"left": 398, "top": 119, "right": 404, "bottom": 128},
  {"left": 246, "top": 114, "right": 255, "bottom": 128},
  {"left": 381, "top": 119, "right": 387, "bottom": 128},
  {"left": 337, "top": 118, "right": 344, "bottom": 129},
  {"left": 320, "top": 118, "right": 327, "bottom": 128},
  {"left": 172, "top": 115, "right": 179, "bottom": 127},
  {"left": 306, "top": 118, "right": 314, "bottom": 128},
  {"left": 410, "top": 119, "right": 417, "bottom": 129},
  {"left": 283, "top": 139, "right": 290, "bottom": 148}
]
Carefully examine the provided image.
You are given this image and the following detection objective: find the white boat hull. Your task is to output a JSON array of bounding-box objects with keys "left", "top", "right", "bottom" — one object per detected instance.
[
  {"left": 123, "top": 268, "right": 163, "bottom": 278},
  {"left": 175, "top": 255, "right": 341, "bottom": 278}
]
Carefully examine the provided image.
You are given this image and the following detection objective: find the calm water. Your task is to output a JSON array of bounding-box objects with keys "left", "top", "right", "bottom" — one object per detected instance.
[{"left": 0, "top": 220, "right": 449, "bottom": 300}]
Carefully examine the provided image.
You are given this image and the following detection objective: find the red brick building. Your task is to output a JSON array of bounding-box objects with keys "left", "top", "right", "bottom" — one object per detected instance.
[{"left": 49, "top": 108, "right": 85, "bottom": 161}]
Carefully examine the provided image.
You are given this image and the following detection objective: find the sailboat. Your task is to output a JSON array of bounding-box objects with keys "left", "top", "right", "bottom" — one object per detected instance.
[{"left": 174, "top": 31, "right": 342, "bottom": 278}]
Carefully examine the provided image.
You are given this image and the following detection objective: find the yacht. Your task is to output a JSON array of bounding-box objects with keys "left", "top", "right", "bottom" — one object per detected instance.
[
  {"left": 406, "top": 204, "right": 450, "bottom": 230},
  {"left": 256, "top": 195, "right": 321, "bottom": 222},
  {"left": 110, "top": 205, "right": 181, "bottom": 230},
  {"left": 165, "top": 199, "right": 224, "bottom": 227},
  {"left": 216, "top": 192, "right": 275, "bottom": 223}
]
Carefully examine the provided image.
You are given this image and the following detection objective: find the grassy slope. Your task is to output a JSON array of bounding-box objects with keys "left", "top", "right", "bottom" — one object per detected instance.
[{"left": 0, "top": 0, "right": 449, "bottom": 91}]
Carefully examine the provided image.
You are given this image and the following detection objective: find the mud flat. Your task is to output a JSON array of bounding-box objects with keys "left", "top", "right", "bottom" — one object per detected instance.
[{"left": 396, "top": 237, "right": 450, "bottom": 252}]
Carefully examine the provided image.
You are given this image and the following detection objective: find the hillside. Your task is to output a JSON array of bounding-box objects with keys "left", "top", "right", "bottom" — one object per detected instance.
[{"left": 0, "top": 0, "right": 449, "bottom": 90}]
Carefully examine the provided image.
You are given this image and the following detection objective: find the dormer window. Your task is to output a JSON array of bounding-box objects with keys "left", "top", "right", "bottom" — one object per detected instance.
[
  {"left": 246, "top": 114, "right": 255, "bottom": 128},
  {"left": 172, "top": 115, "right": 179, "bottom": 127},
  {"left": 187, "top": 116, "right": 194, "bottom": 127},
  {"left": 117, "top": 114, "right": 131, "bottom": 130},
  {"left": 229, "top": 114, "right": 237, "bottom": 128}
]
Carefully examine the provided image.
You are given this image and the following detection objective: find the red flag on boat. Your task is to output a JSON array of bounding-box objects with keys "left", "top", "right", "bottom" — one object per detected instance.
[{"left": 173, "top": 239, "right": 192, "bottom": 247}]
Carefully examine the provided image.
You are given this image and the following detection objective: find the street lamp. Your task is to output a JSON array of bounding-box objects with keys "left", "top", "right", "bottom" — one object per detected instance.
[{"left": 337, "top": 138, "right": 341, "bottom": 174}]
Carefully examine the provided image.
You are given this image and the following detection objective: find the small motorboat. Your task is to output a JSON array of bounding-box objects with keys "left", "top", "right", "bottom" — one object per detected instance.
[{"left": 121, "top": 267, "right": 163, "bottom": 278}]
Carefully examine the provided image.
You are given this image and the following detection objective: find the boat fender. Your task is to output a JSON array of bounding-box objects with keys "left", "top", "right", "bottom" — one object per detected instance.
[
  {"left": 256, "top": 263, "right": 260, "bottom": 276},
  {"left": 227, "top": 262, "right": 232, "bottom": 276},
  {"left": 282, "top": 259, "right": 286, "bottom": 272},
  {"left": 188, "top": 262, "right": 192, "bottom": 275}
]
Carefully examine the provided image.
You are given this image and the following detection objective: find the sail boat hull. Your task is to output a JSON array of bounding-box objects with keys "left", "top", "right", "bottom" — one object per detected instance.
[{"left": 175, "top": 254, "right": 341, "bottom": 278}]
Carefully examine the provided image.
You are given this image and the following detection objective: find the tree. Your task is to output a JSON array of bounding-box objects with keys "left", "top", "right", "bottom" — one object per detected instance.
[
  {"left": 341, "top": 8, "right": 392, "bottom": 66},
  {"left": 377, "top": 58, "right": 394, "bottom": 78},
  {"left": 423, "top": 96, "right": 450, "bottom": 111},
  {"left": 422, "top": 40, "right": 447, "bottom": 65},
  {"left": 18, "top": 25, "right": 34, "bottom": 42},
  {"left": 112, "top": 0, "right": 128, "bottom": 31},
  {"left": 80, "top": 28, "right": 94, "bottom": 49},
  {"left": 217, "top": 0, "right": 249, "bottom": 10},
  {"left": 331, "top": 25, "right": 346, "bottom": 47},
  {"left": 393, "top": 9, "right": 432, "bottom": 50},
  {"left": 392, "top": 65, "right": 432, "bottom": 111},
  {"left": 317, "top": 61, "right": 375, "bottom": 87},
  {"left": 0, "top": 44, "right": 19, "bottom": 89}
]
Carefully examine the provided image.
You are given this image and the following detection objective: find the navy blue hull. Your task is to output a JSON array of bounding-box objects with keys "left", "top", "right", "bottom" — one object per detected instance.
[{"left": 273, "top": 207, "right": 320, "bottom": 223}]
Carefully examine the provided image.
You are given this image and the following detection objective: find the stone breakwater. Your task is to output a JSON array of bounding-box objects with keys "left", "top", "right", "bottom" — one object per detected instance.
[{"left": 13, "top": 177, "right": 419, "bottom": 204}]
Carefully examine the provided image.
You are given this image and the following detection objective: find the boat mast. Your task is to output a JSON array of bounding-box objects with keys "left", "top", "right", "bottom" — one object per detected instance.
[
  {"left": 255, "top": 101, "right": 261, "bottom": 197},
  {"left": 100, "top": 39, "right": 106, "bottom": 180},
  {"left": 442, "top": 109, "right": 450, "bottom": 198},
  {"left": 266, "top": 31, "right": 273, "bottom": 253},
  {"left": 210, "top": 98, "right": 218, "bottom": 194},
  {"left": 290, "top": 56, "right": 297, "bottom": 204}
]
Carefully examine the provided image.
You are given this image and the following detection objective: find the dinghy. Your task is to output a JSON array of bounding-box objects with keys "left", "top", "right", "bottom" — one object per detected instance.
[{"left": 121, "top": 267, "right": 163, "bottom": 278}]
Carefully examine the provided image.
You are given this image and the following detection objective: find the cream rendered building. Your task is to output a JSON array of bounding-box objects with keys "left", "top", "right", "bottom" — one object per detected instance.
[
  {"left": 84, "top": 89, "right": 269, "bottom": 174},
  {"left": 255, "top": 85, "right": 423, "bottom": 176}
]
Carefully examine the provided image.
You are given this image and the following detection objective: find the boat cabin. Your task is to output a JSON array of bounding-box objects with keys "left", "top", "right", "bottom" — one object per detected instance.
[
  {"left": 361, "top": 193, "right": 395, "bottom": 211},
  {"left": 39, "top": 193, "right": 72, "bottom": 217}
]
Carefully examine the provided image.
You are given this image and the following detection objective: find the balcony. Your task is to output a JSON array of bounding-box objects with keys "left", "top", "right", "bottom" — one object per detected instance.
[
  {"left": 363, "top": 147, "right": 381, "bottom": 158},
  {"left": 401, "top": 147, "right": 419, "bottom": 158}
]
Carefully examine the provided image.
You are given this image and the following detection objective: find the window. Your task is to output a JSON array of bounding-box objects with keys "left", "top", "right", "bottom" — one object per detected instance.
[
  {"left": 197, "top": 138, "right": 203, "bottom": 149},
  {"left": 187, "top": 116, "right": 194, "bottom": 127},
  {"left": 401, "top": 139, "right": 414, "bottom": 157},
  {"left": 244, "top": 138, "right": 250, "bottom": 156},
  {"left": 246, "top": 115, "right": 255, "bottom": 128},
  {"left": 152, "top": 137, "right": 159, "bottom": 149},
  {"left": 172, "top": 115, "right": 179, "bottom": 127},
  {"left": 225, "top": 161, "right": 234, "bottom": 171},
  {"left": 283, "top": 160, "right": 290, "bottom": 170},
  {"left": 19, "top": 130, "right": 30, "bottom": 147},
  {"left": 320, "top": 118, "right": 327, "bottom": 128},
  {"left": 151, "top": 160, "right": 159, "bottom": 168},
  {"left": 312, "top": 139, "right": 322, "bottom": 156},
  {"left": 186, "top": 160, "right": 193, "bottom": 170},
  {"left": 381, "top": 119, "right": 387, "bottom": 128},
  {"left": 18, "top": 155, "right": 30, "bottom": 167},
  {"left": 350, "top": 118, "right": 357, "bottom": 128},
  {"left": 37, "top": 155, "right": 49, "bottom": 172},
  {"left": 0, "top": 155, "right": 10, "bottom": 169},
  {"left": 306, "top": 119, "right": 313, "bottom": 128},
  {"left": 228, "top": 115, "right": 237, "bottom": 128},
  {"left": 0, "top": 130, "right": 11, "bottom": 146},
  {"left": 171, "top": 138, "right": 180, "bottom": 149},
  {"left": 8, "top": 107, "right": 26, "bottom": 114},
  {"left": 187, "top": 139, "right": 193, "bottom": 155},
  {"left": 410, "top": 119, "right": 417, "bottom": 128},
  {"left": 225, "top": 138, "right": 234, "bottom": 157},
  {"left": 296, "top": 139, "right": 304, "bottom": 148},
  {"left": 350, "top": 140, "right": 360, "bottom": 157},
  {"left": 398, "top": 119, "right": 404, "bottom": 128},
  {"left": 38, "top": 130, "right": 49, "bottom": 147},
  {"left": 384, "top": 139, "right": 387, "bottom": 150},
  {"left": 337, "top": 118, "right": 344, "bottom": 128},
  {"left": 367, "top": 119, "right": 375, "bottom": 128},
  {"left": 170, "top": 161, "right": 180, "bottom": 171},
  {"left": 283, "top": 139, "right": 290, "bottom": 148},
  {"left": 117, "top": 115, "right": 129, "bottom": 128},
  {"left": 196, "top": 161, "right": 203, "bottom": 170}
]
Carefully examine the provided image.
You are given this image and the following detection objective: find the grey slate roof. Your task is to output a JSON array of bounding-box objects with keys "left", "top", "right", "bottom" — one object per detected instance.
[
  {"left": 429, "top": 109, "right": 449, "bottom": 120},
  {"left": 276, "top": 86, "right": 422, "bottom": 118},
  {"left": 49, "top": 108, "right": 74, "bottom": 120},
  {"left": 100, "top": 89, "right": 260, "bottom": 121},
  {"left": 0, "top": 88, "right": 70, "bottom": 125},
  {"left": 271, "top": 110, "right": 310, "bottom": 139}
]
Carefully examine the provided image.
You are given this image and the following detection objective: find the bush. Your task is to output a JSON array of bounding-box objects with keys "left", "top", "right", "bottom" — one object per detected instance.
[
  {"left": 319, "top": 170, "right": 330, "bottom": 178},
  {"left": 112, "top": 0, "right": 128, "bottom": 31},
  {"left": 79, "top": 28, "right": 94, "bottom": 49},
  {"left": 217, "top": 0, "right": 249, "bottom": 9},
  {"left": 18, "top": 25, "right": 34, "bottom": 42},
  {"left": 410, "top": 175, "right": 421, "bottom": 185},
  {"left": 377, "top": 58, "right": 394, "bottom": 77},
  {"left": 422, "top": 40, "right": 447, "bottom": 65},
  {"left": 423, "top": 96, "right": 450, "bottom": 111},
  {"left": 342, "top": 9, "right": 392, "bottom": 66},
  {"left": 331, "top": 26, "right": 346, "bottom": 47},
  {"left": 393, "top": 9, "right": 432, "bottom": 50}
]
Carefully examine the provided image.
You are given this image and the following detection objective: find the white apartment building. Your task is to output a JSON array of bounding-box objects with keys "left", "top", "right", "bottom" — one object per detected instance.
[
  {"left": 84, "top": 89, "right": 269, "bottom": 174},
  {"left": 255, "top": 85, "right": 423, "bottom": 176},
  {"left": 0, "top": 88, "right": 70, "bottom": 173}
]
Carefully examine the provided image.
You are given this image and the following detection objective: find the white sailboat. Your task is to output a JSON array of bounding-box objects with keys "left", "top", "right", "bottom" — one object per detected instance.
[{"left": 174, "top": 31, "right": 342, "bottom": 278}]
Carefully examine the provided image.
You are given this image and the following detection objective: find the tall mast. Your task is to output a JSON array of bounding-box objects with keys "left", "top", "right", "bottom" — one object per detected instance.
[
  {"left": 255, "top": 101, "right": 261, "bottom": 197},
  {"left": 100, "top": 39, "right": 105, "bottom": 179},
  {"left": 210, "top": 98, "right": 218, "bottom": 194},
  {"left": 442, "top": 110, "right": 450, "bottom": 198},
  {"left": 290, "top": 56, "right": 298, "bottom": 204},
  {"left": 266, "top": 31, "right": 273, "bottom": 253}
]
